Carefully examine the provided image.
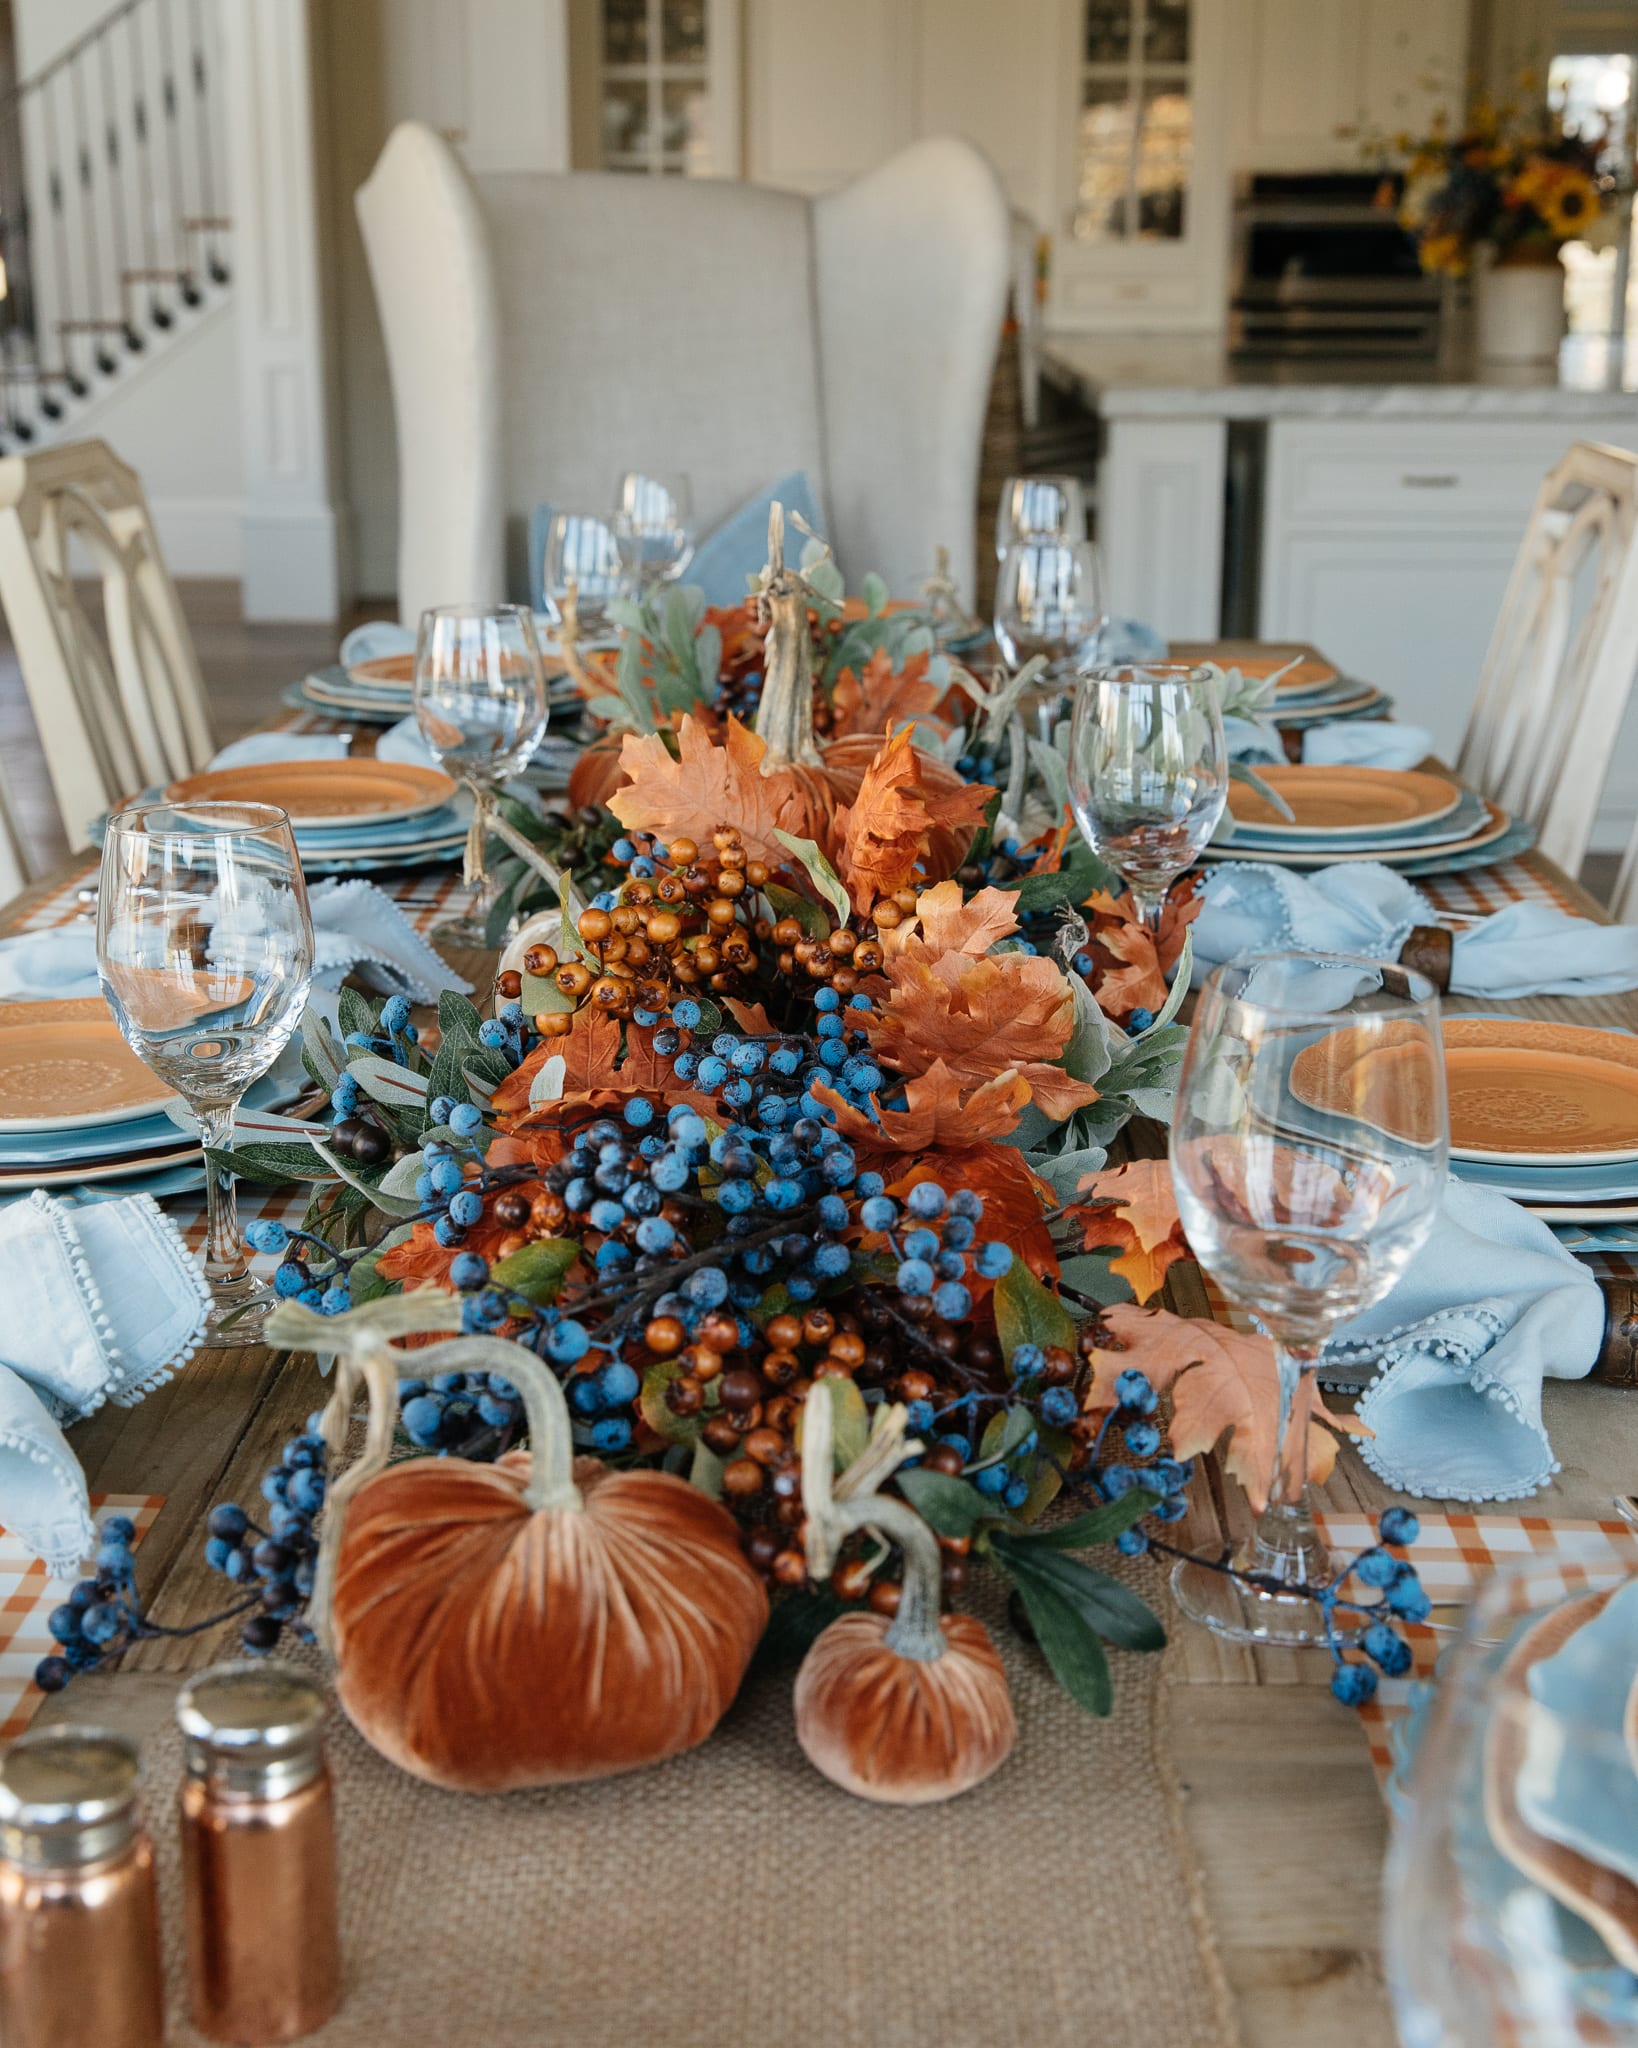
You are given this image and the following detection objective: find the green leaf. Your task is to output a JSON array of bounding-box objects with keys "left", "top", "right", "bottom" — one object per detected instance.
[
  {"left": 772, "top": 829, "right": 850, "bottom": 929},
  {"left": 438, "top": 990, "right": 485, "bottom": 1048},
  {"left": 337, "top": 986, "right": 378, "bottom": 1045},
  {"left": 203, "top": 1141, "right": 336, "bottom": 1187},
  {"left": 1003, "top": 839, "right": 1119, "bottom": 917},
  {"left": 639, "top": 1358, "right": 700, "bottom": 1445},
  {"left": 301, "top": 1005, "right": 345, "bottom": 1091},
  {"left": 375, "top": 1149, "right": 426, "bottom": 1201},
  {"left": 1015, "top": 1424, "right": 1073, "bottom": 1523},
  {"left": 521, "top": 967, "right": 576, "bottom": 1018},
  {"left": 1001, "top": 1563, "right": 1113, "bottom": 1715},
  {"left": 489, "top": 1237, "right": 578, "bottom": 1305},
  {"left": 753, "top": 1587, "right": 842, "bottom": 1668},
  {"left": 1014, "top": 1488, "right": 1161, "bottom": 1552},
  {"left": 346, "top": 1053, "right": 430, "bottom": 1110},
  {"left": 861, "top": 570, "right": 888, "bottom": 617},
  {"left": 991, "top": 1537, "right": 1166, "bottom": 1651},
  {"left": 308, "top": 1139, "right": 422, "bottom": 1217},
  {"left": 896, "top": 1469, "right": 991, "bottom": 1539},
  {"left": 972, "top": 1402, "right": 1039, "bottom": 1470},
  {"left": 993, "top": 1260, "right": 1077, "bottom": 1367},
  {"left": 484, "top": 863, "right": 530, "bottom": 947},
  {"left": 688, "top": 1439, "right": 725, "bottom": 1500},
  {"left": 762, "top": 881, "right": 829, "bottom": 940}
]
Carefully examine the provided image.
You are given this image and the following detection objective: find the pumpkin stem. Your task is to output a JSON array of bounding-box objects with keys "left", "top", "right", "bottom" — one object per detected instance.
[
  {"left": 752, "top": 501, "right": 823, "bottom": 770},
  {"left": 798, "top": 1385, "right": 947, "bottom": 1663}
]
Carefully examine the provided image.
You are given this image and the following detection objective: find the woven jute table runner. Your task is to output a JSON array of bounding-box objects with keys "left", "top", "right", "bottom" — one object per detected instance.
[{"left": 144, "top": 1560, "right": 1239, "bottom": 2047}]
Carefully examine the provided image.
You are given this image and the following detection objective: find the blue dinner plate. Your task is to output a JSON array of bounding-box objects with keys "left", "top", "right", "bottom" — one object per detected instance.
[
  {"left": 1452, "top": 1155, "right": 1638, "bottom": 1199},
  {"left": 1518, "top": 1581, "right": 1638, "bottom": 1888},
  {"left": 1225, "top": 787, "right": 1488, "bottom": 854},
  {"left": 0, "top": 1071, "right": 293, "bottom": 1169}
]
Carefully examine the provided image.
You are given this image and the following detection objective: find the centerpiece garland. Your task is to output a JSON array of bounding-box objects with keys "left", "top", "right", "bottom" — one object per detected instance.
[{"left": 36, "top": 512, "right": 1429, "bottom": 1791}]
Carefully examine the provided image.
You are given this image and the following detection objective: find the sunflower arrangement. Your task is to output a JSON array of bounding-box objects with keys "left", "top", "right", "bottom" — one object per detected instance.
[{"left": 1378, "top": 95, "right": 1623, "bottom": 276}]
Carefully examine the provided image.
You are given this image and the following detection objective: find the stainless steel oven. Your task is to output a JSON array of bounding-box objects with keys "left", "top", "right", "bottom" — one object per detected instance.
[{"left": 1230, "top": 171, "right": 1444, "bottom": 359}]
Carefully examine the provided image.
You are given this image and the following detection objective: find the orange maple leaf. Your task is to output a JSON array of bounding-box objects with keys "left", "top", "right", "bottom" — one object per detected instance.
[
  {"left": 1084, "top": 896, "right": 1168, "bottom": 1019},
  {"left": 1077, "top": 1159, "right": 1189, "bottom": 1304},
  {"left": 491, "top": 1016, "right": 707, "bottom": 1118},
  {"left": 909, "top": 879, "right": 1020, "bottom": 956},
  {"left": 833, "top": 726, "right": 936, "bottom": 913},
  {"left": 724, "top": 997, "right": 777, "bottom": 1035},
  {"left": 862, "top": 934, "right": 1100, "bottom": 1120},
  {"left": 830, "top": 647, "right": 944, "bottom": 740},
  {"left": 1086, "top": 1304, "right": 1369, "bottom": 1514},
  {"left": 812, "top": 1061, "right": 1032, "bottom": 1151},
  {"left": 609, "top": 713, "right": 823, "bottom": 870}
]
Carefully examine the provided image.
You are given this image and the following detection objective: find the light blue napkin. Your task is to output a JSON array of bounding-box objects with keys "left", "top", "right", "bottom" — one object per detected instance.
[
  {"left": 0, "top": 883, "right": 473, "bottom": 1005},
  {"left": 1322, "top": 1179, "right": 1601, "bottom": 1501},
  {"left": 339, "top": 621, "right": 415, "bottom": 667},
  {"left": 1103, "top": 617, "right": 1167, "bottom": 663},
  {"left": 1223, "top": 718, "right": 1432, "bottom": 772},
  {"left": 208, "top": 731, "right": 352, "bottom": 771},
  {"left": 1193, "top": 861, "right": 1638, "bottom": 999},
  {"left": 0, "top": 1190, "right": 211, "bottom": 1572}
]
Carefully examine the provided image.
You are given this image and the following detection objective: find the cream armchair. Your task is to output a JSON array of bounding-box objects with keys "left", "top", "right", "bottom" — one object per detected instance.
[{"left": 356, "top": 124, "right": 1010, "bottom": 624}]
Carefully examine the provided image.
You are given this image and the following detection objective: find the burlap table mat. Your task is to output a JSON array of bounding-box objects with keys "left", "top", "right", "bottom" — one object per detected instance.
[{"left": 143, "top": 1558, "right": 1239, "bottom": 2047}]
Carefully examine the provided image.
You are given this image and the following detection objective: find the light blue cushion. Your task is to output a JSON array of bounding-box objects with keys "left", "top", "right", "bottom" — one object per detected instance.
[{"left": 529, "top": 469, "right": 827, "bottom": 614}]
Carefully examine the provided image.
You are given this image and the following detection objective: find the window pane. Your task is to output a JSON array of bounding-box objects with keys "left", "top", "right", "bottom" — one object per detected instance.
[
  {"left": 601, "top": 81, "right": 650, "bottom": 159},
  {"left": 1084, "top": 0, "right": 1131, "bottom": 66},
  {"left": 1073, "top": 80, "right": 1136, "bottom": 241},
  {"left": 661, "top": 79, "right": 711, "bottom": 171},
  {"left": 603, "top": 0, "right": 647, "bottom": 65},
  {"left": 662, "top": 0, "right": 707, "bottom": 64},
  {"left": 1135, "top": 78, "right": 1190, "bottom": 239},
  {"left": 1144, "top": 0, "right": 1190, "bottom": 65}
]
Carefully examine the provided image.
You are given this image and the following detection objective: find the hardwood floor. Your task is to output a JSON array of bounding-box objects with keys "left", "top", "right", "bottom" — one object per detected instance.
[{"left": 0, "top": 580, "right": 389, "bottom": 878}]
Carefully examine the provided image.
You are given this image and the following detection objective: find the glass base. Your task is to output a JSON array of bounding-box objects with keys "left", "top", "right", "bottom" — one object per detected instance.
[
  {"left": 1169, "top": 1536, "right": 1363, "bottom": 1648},
  {"left": 201, "top": 1272, "right": 276, "bottom": 1348}
]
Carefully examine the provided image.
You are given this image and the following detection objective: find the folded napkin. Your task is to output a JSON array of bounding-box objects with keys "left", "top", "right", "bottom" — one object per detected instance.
[
  {"left": 1224, "top": 716, "right": 1432, "bottom": 771},
  {"left": 208, "top": 731, "right": 352, "bottom": 771},
  {"left": 339, "top": 621, "right": 414, "bottom": 667},
  {"left": 1322, "top": 1179, "right": 1601, "bottom": 1501},
  {"left": 0, "top": 1191, "right": 209, "bottom": 1571},
  {"left": 1103, "top": 617, "right": 1167, "bottom": 664},
  {"left": 1193, "top": 861, "right": 1638, "bottom": 999},
  {"left": 0, "top": 883, "right": 473, "bottom": 1005}
]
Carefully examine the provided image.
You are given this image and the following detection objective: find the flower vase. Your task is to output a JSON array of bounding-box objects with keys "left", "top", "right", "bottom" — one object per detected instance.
[{"left": 1475, "top": 258, "right": 1566, "bottom": 367}]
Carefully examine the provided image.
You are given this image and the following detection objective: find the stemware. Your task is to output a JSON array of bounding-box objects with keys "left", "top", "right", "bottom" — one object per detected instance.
[
  {"left": 540, "top": 513, "right": 630, "bottom": 637},
  {"left": 1386, "top": 1556, "right": 1638, "bottom": 2045},
  {"left": 1168, "top": 952, "right": 1448, "bottom": 1644},
  {"left": 995, "top": 473, "right": 1089, "bottom": 557},
  {"left": 994, "top": 539, "right": 1107, "bottom": 695},
  {"left": 97, "top": 801, "right": 314, "bottom": 1345},
  {"left": 612, "top": 470, "right": 695, "bottom": 591},
  {"left": 1067, "top": 662, "right": 1229, "bottom": 932},
  {"left": 413, "top": 604, "right": 549, "bottom": 948}
]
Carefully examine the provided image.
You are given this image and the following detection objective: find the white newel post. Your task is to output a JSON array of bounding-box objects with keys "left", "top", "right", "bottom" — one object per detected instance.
[{"left": 220, "top": 0, "right": 345, "bottom": 621}]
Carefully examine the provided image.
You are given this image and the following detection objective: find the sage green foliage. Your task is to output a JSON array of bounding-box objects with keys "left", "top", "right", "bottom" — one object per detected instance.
[{"left": 601, "top": 583, "right": 723, "bottom": 732}]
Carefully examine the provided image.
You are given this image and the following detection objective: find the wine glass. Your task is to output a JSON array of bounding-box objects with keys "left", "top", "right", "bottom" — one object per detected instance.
[
  {"left": 97, "top": 801, "right": 314, "bottom": 1345},
  {"left": 1168, "top": 952, "right": 1448, "bottom": 1644},
  {"left": 612, "top": 470, "right": 695, "bottom": 591},
  {"left": 540, "top": 513, "right": 629, "bottom": 637},
  {"left": 413, "top": 604, "right": 548, "bottom": 948},
  {"left": 1386, "top": 1556, "right": 1638, "bottom": 2045},
  {"left": 994, "top": 539, "right": 1107, "bottom": 733},
  {"left": 995, "top": 473, "right": 1088, "bottom": 557},
  {"left": 1067, "top": 662, "right": 1229, "bottom": 933}
]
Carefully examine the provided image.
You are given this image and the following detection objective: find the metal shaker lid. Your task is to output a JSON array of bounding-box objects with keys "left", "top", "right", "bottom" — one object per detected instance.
[
  {"left": 177, "top": 1661, "right": 327, "bottom": 1771},
  {"left": 0, "top": 1726, "right": 141, "bottom": 1865}
]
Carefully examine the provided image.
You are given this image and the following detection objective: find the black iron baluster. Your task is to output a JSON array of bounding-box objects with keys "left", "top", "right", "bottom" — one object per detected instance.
[
  {"left": 68, "top": 55, "right": 114, "bottom": 375},
  {"left": 128, "top": 0, "right": 168, "bottom": 330},
  {"left": 154, "top": 0, "right": 196, "bottom": 305},
  {"left": 187, "top": 0, "right": 224, "bottom": 285},
  {"left": 98, "top": 26, "right": 138, "bottom": 351},
  {"left": 40, "top": 75, "right": 83, "bottom": 399}
]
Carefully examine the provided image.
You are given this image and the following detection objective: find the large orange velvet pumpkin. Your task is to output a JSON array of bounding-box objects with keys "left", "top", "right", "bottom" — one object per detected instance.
[{"left": 332, "top": 1448, "right": 768, "bottom": 1792}]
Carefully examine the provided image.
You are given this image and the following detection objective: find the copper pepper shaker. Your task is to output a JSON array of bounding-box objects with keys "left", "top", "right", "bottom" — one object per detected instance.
[
  {"left": 0, "top": 1724, "right": 164, "bottom": 2048},
  {"left": 177, "top": 1661, "right": 341, "bottom": 2044}
]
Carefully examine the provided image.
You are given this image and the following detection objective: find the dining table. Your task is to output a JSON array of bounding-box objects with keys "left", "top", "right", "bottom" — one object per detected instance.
[{"left": 12, "top": 644, "right": 1638, "bottom": 2048}]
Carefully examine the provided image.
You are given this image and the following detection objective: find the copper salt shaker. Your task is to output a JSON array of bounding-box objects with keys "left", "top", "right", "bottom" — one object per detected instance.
[
  {"left": 0, "top": 1724, "right": 164, "bottom": 2048},
  {"left": 177, "top": 1661, "right": 341, "bottom": 2043}
]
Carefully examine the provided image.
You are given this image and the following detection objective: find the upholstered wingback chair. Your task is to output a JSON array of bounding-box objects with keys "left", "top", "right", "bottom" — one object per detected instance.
[{"left": 356, "top": 123, "right": 1010, "bottom": 624}]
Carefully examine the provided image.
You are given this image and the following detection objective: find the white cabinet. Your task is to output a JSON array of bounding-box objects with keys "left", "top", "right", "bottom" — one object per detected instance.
[
  {"left": 1102, "top": 417, "right": 1227, "bottom": 638},
  {"left": 1228, "top": 0, "right": 1468, "bottom": 172}
]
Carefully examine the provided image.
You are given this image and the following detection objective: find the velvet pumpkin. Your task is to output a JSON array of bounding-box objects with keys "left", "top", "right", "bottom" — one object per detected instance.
[
  {"left": 266, "top": 1296, "right": 768, "bottom": 1794},
  {"left": 793, "top": 1385, "right": 1017, "bottom": 1804}
]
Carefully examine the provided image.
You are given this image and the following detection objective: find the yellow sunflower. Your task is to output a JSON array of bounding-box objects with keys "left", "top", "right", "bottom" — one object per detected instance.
[
  {"left": 1538, "top": 169, "right": 1600, "bottom": 240},
  {"left": 1418, "top": 232, "right": 1467, "bottom": 276}
]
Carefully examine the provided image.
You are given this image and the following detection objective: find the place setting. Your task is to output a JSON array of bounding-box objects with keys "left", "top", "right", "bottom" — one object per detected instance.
[
  {"left": 1207, "top": 761, "right": 1531, "bottom": 877},
  {"left": 164, "top": 756, "right": 470, "bottom": 876}
]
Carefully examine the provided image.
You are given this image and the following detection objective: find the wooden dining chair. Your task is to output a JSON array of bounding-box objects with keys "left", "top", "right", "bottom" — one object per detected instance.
[
  {"left": 0, "top": 439, "right": 214, "bottom": 850},
  {"left": 1457, "top": 440, "right": 1638, "bottom": 885}
]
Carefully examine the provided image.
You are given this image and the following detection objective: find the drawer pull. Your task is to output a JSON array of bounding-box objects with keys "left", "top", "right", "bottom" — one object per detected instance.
[{"left": 1401, "top": 473, "right": 1459, "bottom": 489}]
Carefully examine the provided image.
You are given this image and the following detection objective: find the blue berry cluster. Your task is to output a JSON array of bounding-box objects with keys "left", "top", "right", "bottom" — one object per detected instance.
[
  {"left": 201, "top": 1423, "right": 330, "bottom": 1655},
  {"left": 660, "top": 984, "right": 884, "bottom": 1126},
  {"left": 1323, "top": 1507, "right": 1427, "bottom": 1705},
  {"left": 34, "top": 1517, "right": 143, "bottom": 1691}
]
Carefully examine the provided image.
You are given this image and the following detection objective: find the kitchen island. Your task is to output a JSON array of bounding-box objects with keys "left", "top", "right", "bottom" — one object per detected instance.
[{"left": 1048, "top": 334, "right": 1638, "bottom": 835}]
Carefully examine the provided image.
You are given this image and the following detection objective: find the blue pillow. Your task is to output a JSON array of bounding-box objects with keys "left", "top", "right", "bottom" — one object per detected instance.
[{"left": 529, "top": 469, "right": 827, "bottom": 614}]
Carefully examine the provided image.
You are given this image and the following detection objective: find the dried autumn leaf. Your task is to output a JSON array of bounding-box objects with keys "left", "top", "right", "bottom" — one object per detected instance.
[
  {"left": 812, "top": 1061, "right": 1032, "bottom": 1151},
  {"left": 909, "top": 879, "right": 1020, "bottom": 956},
  {"left": 833, "top": 727, "right": 932, "bottom": 912},
  {"left": 1077, "top": 1159, "right": 1190, "bottom": 1304},
  {"left": 1085, "top": 900, "right": 1168, "bottom": 1019},
  {"left": 1086, "top": 1303, "right": 1368, "bottom": 1514},
  {"left": 887, "top": 1147, "right": 1058, "bottom": 1285},
  {"left": 609, "top": 713, "right": 822, "bottom": 870},
  {"left": 830, "top": 646, "right": 943, "bottom": 739},
  {"left": 724, "top": 997, "right": 777, "bottom": 1036}
]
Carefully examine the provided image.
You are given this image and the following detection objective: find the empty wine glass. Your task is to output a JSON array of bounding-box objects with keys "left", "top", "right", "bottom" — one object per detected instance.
[
  {"left": 1068, "top": 662, "right": 1229, "bottom": 933},
  {"left": 540, "top": 513, "right": 629, "bottom": 637},
  {"left": 1169, "top": 953, "right": 1448, "bottom": 1644},
  {"left": 613, "top": 470, "right": 695, "bottom": 591},
  {"left": 995, "top": 473, "right": 1088, "bottom": 557},
  {"left": 1387, "top": 1555, "right": 1638, "bottom": 2046},
  {"left": 97, "top": 801, "right": 314, "bottom": 1345},
  {"left": 994, "top": 539, "right": 1107, "bottom": 697},
  {"left": 414, "top": 604, "right": 548, "bottom": 948}
]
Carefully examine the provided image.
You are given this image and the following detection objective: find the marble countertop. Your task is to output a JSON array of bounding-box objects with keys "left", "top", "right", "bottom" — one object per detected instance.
[{"left": 1044, "top": 331, "right": 1638, "bottom": 420}]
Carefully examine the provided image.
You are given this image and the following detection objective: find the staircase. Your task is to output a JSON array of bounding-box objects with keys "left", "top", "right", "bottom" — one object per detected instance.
[{"left": 0, "top": 0, "right": 230, "bottom": 456}]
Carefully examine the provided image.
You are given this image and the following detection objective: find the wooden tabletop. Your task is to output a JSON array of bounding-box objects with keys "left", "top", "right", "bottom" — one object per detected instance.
[{"left": 14, "top": 752, "right": 1638, "bottom": 2047}]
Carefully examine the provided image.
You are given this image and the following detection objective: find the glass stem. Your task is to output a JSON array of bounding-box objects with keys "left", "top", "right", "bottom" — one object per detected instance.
[
  {"left": 1243, "top": 1338, "right": 1334, "bottom": 1594},
  {"left": 198, "top": 1101, "right": 246, "bottom": 1292},
  {"left": 1127, "top": 879, "right": 1169, "bottom": 936}
]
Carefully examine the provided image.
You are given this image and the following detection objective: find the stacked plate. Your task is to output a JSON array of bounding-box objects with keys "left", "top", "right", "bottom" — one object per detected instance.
[
  {"left": 1208, "top": 764, "right": 1532, "bottom": 878},
  {"left": 1225, "top": 651, "right": 1395, "bottom": 732},
  {"left": 285, "top": 643, "right": 583, "bottom": 726},
  {"left": 165, "top": 759, "right": 468, "bottom": 876}
]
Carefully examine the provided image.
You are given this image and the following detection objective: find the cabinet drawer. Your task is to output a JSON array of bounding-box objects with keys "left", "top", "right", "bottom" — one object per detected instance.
[{"left": 1269, "top": 419, "right": 1638, "bottom": 524}]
